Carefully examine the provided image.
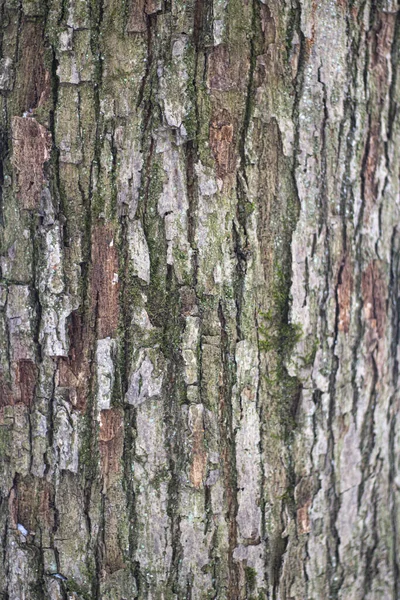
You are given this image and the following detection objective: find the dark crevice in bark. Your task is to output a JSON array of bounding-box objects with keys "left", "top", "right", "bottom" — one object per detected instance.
[
  {"left": 164, "top": 265, "right": 184, "bottom": 597},
  {"left": 96, "top": 491, "right": 106, "bottom": 600},
  {"left": 43, "top": 354, "right": 56, "bottom": 478},
  {"left": 186, "top": 0, "right": 209, "bottom": 290},
  {"left": 123, "top": 8, "right": 160, "bottom": 583},
  {"left": 80, "top": 284, "right": 102, "bottom": 597},
  {"left": 0, "top": 128, "right": 6, "bottom": 227},
  {"left": 233, "top": 0, "right": 254, "bottom": 336},
  {"left": 254, "top": 306, "right": 269, "bottom": 593},
  {"left": 185, "top": 139, "right": 199, "bottom": 285},
  {"left": 0, "top": 0, "right": 4, "bottom": 57},
  {"left": 2, "top": 290, "right": 12, "bottom": 381},
  {"left": 238, "top": 0, "right": 256, "bottom": 190},
  {"left": 0, "top": 0, "right": 8, "bottom": 225},
  {"left": 357, "top": 346, "right": 378, "bottom": 509},
  {"left": 326, "top": 266, "right": 345, "bottom": 599},
  {"left": 204, "top": 480, "right": 212, "bottom": 535},
  {"left": 317, "top": 49, "right": 343, "bottom": 600},
  {"left": 231, "top": 219, "right": 247, "bottom": 343},
  {"left": 31, "top": 220, "right": 43, "bottom": 362},
  {"left": 3, "top": 478, "right": 15, "bottom": 599},
  {"left": 53, "top": 544, "right": 67, "bottom": 600},
  {"left": 119, "top": 209, "right": 133, "bottom": 436},
  {"left": 79, "top": 3, "right": 106, "bottom": 594},
  {"left": 387, "top": 8, "right": 400, "bottom": 143},
  {"left": 122, "top": 405, "right": 140, "bottom": 595},
  {"left": 271, "top": 534, "right": 288, "bottom": 600},
  {"left": 34, "top": 528, "right": 47, "bottom": 600},
  {"left": 349, "top": 26, "right": 366, "bottom": 423},
  {"left": 362, "top": 477, "right": 380, "bottom": 596},
  {"left": 136, "top": 12, "right": 159, "bottom": 113},
  {"left": 12, "top": 2, "right": 23, "bottom": 100},
  {"left": 323, "top": 153, "right": 343, "bottom": 600},
  {"left": 218, "top": 300, "right": 240, "bottom": 600},
  {"left": 255, "top": 2, "right": 307, "bottom": 595},
  {"left": 388, "top": 225, "right": 400, "bottom": 600},
  {"left": 317, "top": 66, "right": 329, "bottom": 238},
  {"left": 88, "top": 0, "right": 105, "bottom": 224},
  {"left": 291, "top": 0, "right": 306, "bottom": 218}
]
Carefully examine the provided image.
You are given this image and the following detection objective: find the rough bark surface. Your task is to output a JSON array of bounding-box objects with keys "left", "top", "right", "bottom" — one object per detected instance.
[{"left": 0, "top": 0, "right": 399, "bottom": 599}]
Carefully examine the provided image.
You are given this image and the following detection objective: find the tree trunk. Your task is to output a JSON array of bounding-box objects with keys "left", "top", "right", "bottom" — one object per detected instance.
[{"left": 0, "top": 0, "right": 399, "bottom": 598}]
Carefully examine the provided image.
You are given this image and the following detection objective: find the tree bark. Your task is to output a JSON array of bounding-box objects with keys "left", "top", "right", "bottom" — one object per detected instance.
[{"left": 0, "top": 0, "right": 399, "bottom": 598}]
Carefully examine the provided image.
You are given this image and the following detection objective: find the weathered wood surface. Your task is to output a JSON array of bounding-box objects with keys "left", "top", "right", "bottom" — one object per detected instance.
[{"left": 0, "top": 0, "right": 399, "bottom": 598}]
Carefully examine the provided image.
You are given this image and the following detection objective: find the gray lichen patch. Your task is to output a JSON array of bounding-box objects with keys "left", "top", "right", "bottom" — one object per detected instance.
[
  {"left": 128, "top": 220, "right": 150, "bottom": 284},
  {"left": 156, "top": 132, "right": 192, "bottom": 283},
  {"left": 182, "top": 316, "right": 199, "bottom": 386},
  {"left": 125, "top": 349, "right": 164, "bottom": 407},
  {"left": 96, "top": 338, "right": 117, "bottom": 411},
  {"left": 53, "top": 391, "right": 79, "bottom": 473},
  {"left": 6, "top": 285, "right": 36, "bottom": 362},
  {"left": 0, "top": 57, "right": 14, "bottom": 91}
]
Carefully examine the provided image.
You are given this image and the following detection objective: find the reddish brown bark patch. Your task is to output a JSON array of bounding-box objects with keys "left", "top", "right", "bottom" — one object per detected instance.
[
  {"left": 338, "top": 257, "right": 353, "bottom": 333},
  {"left": 297, "top": 500, "right": 311, "bottom": 535},
  {"left": 0, "top": 360, "right": 37, "bottom": 414},
  {"left": 17, "top": 360, "right": 37, "bottom": 406},
  {"left": 295, "top": 477, "right": 312, "bottom": 534},
  {"left": 302, "top": 0, "right": 318, "bottom": 52},
  {"left": 370, "top": 12, "right": 396, "bottom": 80},
  {"left": 126, "top": 0, "right": 159, "bottom": 32},
  {"left": 12, "top": 116, "right": 52, "bottom": 210},
  {"left": 99, "top": 408, "right": 124, "bottom": 488},
  {"left": 91, "top": 224, "right": 119, "bottom": 338},
  {"left": 15, "top": 476, "right": 54, "bottom": 532},
  {"left": 15, "top": 20, "right": 49, "bottom": 113},
  {"left": 362, "top": 260, "right": 386, "bottom": 338},
  {"left": 208, "top": 45, "right": 249, "bottom": 92},
  {"left": 209, "top": 109, "right": 235, "bottom": 180}
]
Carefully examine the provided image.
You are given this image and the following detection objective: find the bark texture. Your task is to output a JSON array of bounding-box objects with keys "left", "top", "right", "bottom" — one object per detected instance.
[{"left": 0, "top": 0, "right": 399, "bottom": 598}]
